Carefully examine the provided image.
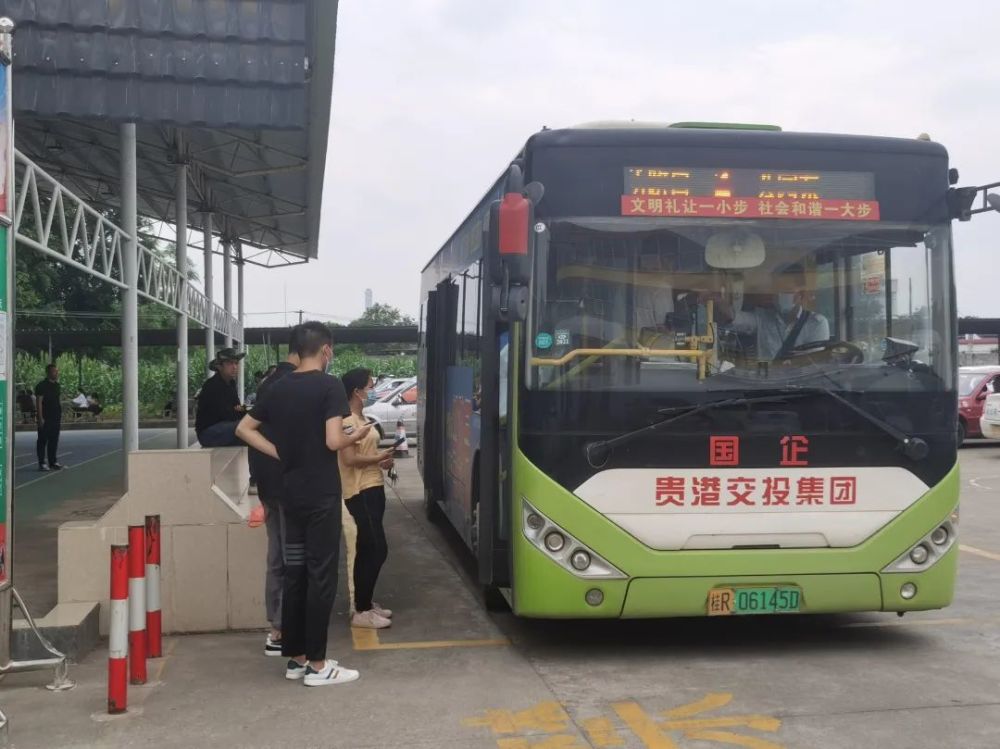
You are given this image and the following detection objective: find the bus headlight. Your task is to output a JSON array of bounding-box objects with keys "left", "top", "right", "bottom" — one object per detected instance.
[
  {"left": 521, "top": 499, "right": 626, "bottom": 580},
  {"left": 570, "top": 550, "right": 592, "bottom": 571},
  {"left": 544, "top": 532, "right": 566, "bottom": 553},
  {"left": 909, "top": 544, "right": 929, "bottom": 565},
  {"left": 930, "top": 526, "right": 949, "bottom": 546},
  {"left": 883, "top": 515, "right": 957, "bottom": 574}
]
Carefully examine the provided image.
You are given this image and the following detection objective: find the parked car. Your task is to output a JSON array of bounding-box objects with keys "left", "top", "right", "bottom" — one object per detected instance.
[
  {"left": 366, "top": 376, "right": 412, "bottom": 405},
  {"left": 363, "top": 380, "right": 418, "bottom": 439},
  {"left": 958, "top": 366, "right": 1000, "bottom": 444},
  {"left": 982, "top": 391, "right": 1000, "bottom": 441}
]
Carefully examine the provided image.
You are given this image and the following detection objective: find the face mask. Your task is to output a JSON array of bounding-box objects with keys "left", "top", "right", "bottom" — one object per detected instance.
[{"left": 776, "top": 292, "right": 797, "bottom": 314}]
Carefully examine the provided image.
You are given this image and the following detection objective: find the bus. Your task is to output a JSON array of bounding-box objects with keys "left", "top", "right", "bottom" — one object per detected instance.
[{"left": 418, "top": 122, "right": 963, "bottom": 618}]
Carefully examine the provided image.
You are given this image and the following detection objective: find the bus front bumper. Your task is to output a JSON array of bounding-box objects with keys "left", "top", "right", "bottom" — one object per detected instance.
[{"left": 513, "top": 544, "right": 958, "bottom": 618}]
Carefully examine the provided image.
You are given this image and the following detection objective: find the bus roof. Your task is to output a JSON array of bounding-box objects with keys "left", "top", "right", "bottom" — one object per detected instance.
[{"left": 526, "top": 125, "right": 949, "bottom": 159}]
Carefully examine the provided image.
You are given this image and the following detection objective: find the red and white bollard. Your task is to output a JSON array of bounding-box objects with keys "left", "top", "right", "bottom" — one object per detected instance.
[
  {"left": 145, "top": 515, "right": 162, "bottom": 658},
  {"left": 127, "top": 524, "right": 147, "bottom": 685},
  {"left": 108, "top": 544, "right": 129, "bottom": 714}
]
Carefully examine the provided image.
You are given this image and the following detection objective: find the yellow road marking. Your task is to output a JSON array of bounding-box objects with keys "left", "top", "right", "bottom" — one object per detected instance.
[
  {"left": 960, "top": 544, "right": 1000, "bottom": 562},
  {"left": 462, "top": 701, "right": 571, "bottom": 735},
  {"left": 663, "top": 692, "right": 732, "bottom": 719},
  {"left": 467, "top": 695, "right": 784, "bottom": 749},
  {"left": 352, "top": 626, "right": 509, "bottom": 651},
  {"left": 582, "top": 716, "right": 626, "bottom": 747},
  {"left": 612, "top": 702, "right": 679, "bottom": 749}
]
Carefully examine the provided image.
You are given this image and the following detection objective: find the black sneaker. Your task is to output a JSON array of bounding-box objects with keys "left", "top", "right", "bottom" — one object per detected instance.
[
  {"left": 50, "top": 463, "right": 64, "bottom": 470},
  {"left": 264, "top": 633, "right": 282, "bottom": 657}
]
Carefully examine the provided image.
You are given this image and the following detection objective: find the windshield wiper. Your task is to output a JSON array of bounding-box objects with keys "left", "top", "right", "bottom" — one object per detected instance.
[
  {"left": 584, "top": 394, "right": 806, "bottom": 467},
  {"left": 786, "top": 386, "right": 929, "bottom": 461}
]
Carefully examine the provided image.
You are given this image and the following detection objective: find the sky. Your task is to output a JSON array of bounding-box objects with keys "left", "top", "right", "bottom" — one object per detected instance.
[{"left": 233, "top": 0, "right": 1000, "bottom": 326}]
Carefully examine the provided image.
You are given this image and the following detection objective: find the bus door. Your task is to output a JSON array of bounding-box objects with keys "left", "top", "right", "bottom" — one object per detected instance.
[
  {"left": 478, "top": 262, "right": 512, "bottom": 589},
  {"left": 422, "top": 283, "right": 457, "bottom": 518}
]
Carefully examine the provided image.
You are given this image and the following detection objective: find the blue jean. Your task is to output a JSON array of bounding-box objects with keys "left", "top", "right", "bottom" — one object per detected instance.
[{"left": 197, "top": 421, "right": 243, "bottom": 447}]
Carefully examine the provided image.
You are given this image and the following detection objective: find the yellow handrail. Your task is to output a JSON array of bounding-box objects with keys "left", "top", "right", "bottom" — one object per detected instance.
[{"left": 531, "top": 348, "right": 702, "bottom": 367}]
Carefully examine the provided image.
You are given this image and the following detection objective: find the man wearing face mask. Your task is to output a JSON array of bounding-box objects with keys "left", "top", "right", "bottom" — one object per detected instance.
[
  {"left": 717, "top": 264, "right": 829, "bottom": 361},
  {"left": 237, "top": 321, "right": 368, "bottom": 688}
]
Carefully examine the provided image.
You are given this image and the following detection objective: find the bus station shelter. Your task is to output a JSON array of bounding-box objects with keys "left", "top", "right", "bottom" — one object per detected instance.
[{"left": 0, "top": 0, "right": 339, "bottom": 724}]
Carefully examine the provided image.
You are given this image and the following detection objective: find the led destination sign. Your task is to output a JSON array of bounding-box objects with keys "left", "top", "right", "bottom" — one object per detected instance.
[{"left": 622, "top": 167, "right": 879, "bottom": 221}]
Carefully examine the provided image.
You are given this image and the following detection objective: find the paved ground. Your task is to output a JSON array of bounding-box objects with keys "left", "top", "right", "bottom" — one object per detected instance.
[{"left": 1, "top": 441, "right": 999, "bottom": 748}]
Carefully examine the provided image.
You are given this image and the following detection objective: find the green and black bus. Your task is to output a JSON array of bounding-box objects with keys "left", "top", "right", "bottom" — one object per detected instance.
[{"left": 419, "top": 122, "right": 962, "bottom": 618}]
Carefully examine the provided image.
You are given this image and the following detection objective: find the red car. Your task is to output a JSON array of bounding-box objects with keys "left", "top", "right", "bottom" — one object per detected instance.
[{"left": 958, "top": 366, "right": 1000, "bottom": 443}]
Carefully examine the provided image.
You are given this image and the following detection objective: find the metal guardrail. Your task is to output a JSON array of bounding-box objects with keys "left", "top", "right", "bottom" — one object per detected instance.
[{"left": 12, "top": 150, "right": 242, "bottom": 340}]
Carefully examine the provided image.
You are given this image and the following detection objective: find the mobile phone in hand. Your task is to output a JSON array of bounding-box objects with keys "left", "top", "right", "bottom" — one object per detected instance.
[{"left": 393, "top": 436, "right": 407, "bottom": 447}]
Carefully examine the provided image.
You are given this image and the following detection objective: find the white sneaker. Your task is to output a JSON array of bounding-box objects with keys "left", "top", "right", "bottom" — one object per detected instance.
[
  {"left": 303, "top": 660, "right": 359, "bottom": 687},
  {"left": 286, "top": 658, "right": 337, "bottom": 680},
  {"left": 372, "top": 602, "right": 393, "bottom": 618},
  {"left": 351, "top": 610, "right": 391, "bottom": 629}
]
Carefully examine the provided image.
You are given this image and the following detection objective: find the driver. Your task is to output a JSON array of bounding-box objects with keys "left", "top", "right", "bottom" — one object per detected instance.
[{"left": 716, "top": 263, "right": 829, "bottom": 361}]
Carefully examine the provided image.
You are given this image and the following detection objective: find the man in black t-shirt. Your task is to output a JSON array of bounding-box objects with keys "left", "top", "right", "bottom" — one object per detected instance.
[
  {"left": 34, "top": 363, "right": 63, "bottom": 471},
  {"left": 237, "top": 321, "right": 370, "bottom": 688}
]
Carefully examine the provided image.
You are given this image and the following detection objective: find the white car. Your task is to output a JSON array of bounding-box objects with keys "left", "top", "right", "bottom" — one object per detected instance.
[
  {"left": 366, "top": 376, "right": 412, "bottom": 405},
  {"left": 982, "top": 392, "right": 1000, "bottom": 440},
  {"left": 363, "top": 380, "right": 418, "bottom": 440}
]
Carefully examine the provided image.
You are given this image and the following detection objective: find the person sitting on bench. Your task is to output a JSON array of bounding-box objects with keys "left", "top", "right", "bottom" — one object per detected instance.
[{"left": 195, "top": 348, "right": 247, "bottom": 447}]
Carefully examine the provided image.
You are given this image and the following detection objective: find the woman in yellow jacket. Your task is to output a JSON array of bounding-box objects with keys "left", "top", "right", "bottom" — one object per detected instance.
[{"left": 339, "top": 368, "right": 395, "bottom": 629}]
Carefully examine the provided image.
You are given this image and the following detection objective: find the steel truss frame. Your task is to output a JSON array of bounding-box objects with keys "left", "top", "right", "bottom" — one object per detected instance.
[{"left": 12, "top": 150, "right": 242, "bottom": 340}]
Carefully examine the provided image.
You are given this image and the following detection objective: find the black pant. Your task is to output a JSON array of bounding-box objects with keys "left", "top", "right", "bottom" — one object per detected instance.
[
  {"left": 346, "top": 485, "right": 388, "bottom": 612},
  {"left": 36, "top": 418, "right": 61, "bottom": 466},
  {"left": 281, "top": 502, "right": 340, "bottom": 662}
]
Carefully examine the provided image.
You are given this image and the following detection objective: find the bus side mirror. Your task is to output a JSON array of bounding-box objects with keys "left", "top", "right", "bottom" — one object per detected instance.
[
  {"left": 486, "top": 164, "right": 544, "bottom": 322},
  {"left": 948, "top": 186, "right": 978, "bottom": 221}
]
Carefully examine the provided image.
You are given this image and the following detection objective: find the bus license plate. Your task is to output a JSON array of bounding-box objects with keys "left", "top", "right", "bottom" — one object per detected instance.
[{"left": 707, "top": 586, "right": 801, "bottom": 616}]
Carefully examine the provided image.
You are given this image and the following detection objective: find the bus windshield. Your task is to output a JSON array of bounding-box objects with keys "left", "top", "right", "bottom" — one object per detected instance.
[{"left": 527, "top": 219, "right": 954, "bottom": 393}]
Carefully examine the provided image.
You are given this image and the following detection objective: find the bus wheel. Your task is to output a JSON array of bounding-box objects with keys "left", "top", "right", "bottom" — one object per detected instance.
[
  {"left": 483, "top": 584, "right": 510, "bottom": 612},
  {"left": 425, "top": 489, "right": 445, "bottom": 523}
]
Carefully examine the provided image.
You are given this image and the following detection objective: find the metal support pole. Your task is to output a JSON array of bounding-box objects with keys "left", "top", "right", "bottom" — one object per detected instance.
[
  {"left": 223, "top": 240, "right": 233, "bottom": 349},
  {"left": 120, "top": 124, "right": 139, "bottom": 474},
  {"left": 203, "top": 213, "right": 215, "bottom": 376},
  {"left": 236, "top": 241, "right": 245, "bottom": 402},
  {"left": 175, "top": 159, "right": 188, "bottom": 449}
]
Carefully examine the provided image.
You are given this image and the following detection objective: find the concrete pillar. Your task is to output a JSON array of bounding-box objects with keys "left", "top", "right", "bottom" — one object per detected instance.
[
  {"left": 223, "top": 240, "right": 233, "bottom": 349},
  {"left": 236, "top": 242, "right": 245, "bottom": 402},
  {"left": 120, "top": 124, "right": 140, "bottom": 469},
  {"left": 175, "top": 160, "right": 188, "bottom": 449},
  {"left": 203, "top": 213, "right": 215, "bottom": 376}
]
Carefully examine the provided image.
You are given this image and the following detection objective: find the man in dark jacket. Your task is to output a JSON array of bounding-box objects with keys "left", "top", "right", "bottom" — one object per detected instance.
[
  {"left": 35, "top": 363, "right": 63, "bottom": 470},
  {"left": 195, "top": 348, "right": 246, "bottom": 447}
]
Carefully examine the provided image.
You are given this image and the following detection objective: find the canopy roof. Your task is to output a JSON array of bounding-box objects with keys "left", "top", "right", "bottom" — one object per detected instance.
[{"left": 1, "top": 0, "right": 337, "bottom": 266}]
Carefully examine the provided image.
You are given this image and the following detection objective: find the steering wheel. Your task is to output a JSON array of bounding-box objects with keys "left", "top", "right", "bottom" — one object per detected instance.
[{"left": 784, "top": 340, "right": 864, "bottom": 364}]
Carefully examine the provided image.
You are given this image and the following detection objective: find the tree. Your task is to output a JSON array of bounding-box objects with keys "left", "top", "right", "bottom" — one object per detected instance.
[{"left": 349, "top": 303, "right": 415, "bottom": 328}]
